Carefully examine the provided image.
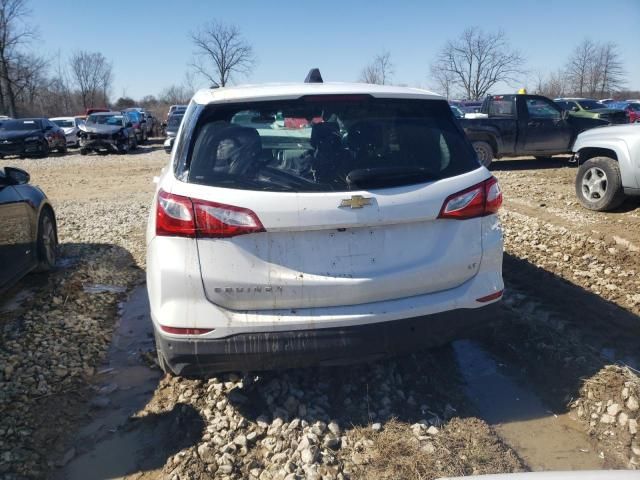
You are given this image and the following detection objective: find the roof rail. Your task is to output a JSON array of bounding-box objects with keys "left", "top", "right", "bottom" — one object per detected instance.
[{"left": 304, "top": 69, "right": 323, "bottom": 84}]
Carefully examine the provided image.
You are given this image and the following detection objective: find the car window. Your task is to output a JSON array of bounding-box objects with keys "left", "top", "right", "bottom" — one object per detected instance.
[
  {"left": 526, "top": 98, "right": 561, "bottom": 120},
  {"left": 0, "top": 119, "right": 41, "bottom": 131},
  {"left": 183, "top": 97, "right": 478, "bottom": 193},
  {"left": 488, "top": 96, "right": 515, "bottom": 117},
  {"left": 53, "top": 119, "right": 74, "bottom": 128},
  {"left": 578, "top": 100, "right": 604, "bottom": 110}
]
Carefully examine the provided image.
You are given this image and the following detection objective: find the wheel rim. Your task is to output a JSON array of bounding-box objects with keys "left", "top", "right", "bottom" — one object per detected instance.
[
  {"left": 474, "top": 144, "right": 492, "bottom": 167},
  {"left": 41, "top": 216, "right": 56, "bottom": 265},
  {"left": 581, "top": 167, "right": 608, "bottom": 201}
]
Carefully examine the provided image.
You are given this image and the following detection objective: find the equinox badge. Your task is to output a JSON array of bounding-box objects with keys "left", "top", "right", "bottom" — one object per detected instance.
[{"left": 339, "top": 195, "right": 372, "bottom": 209}]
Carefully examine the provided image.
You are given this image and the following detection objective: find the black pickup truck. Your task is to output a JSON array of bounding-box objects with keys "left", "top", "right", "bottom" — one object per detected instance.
[{"left": 460, "top": 94, "right": 607, "bottom": 166}]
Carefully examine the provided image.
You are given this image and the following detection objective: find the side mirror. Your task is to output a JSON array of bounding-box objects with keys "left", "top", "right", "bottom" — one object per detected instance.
[
  {"left": 4, "top": 167, "right": 30, "bottom": 185},
  {"left": 571, "top": 106, "right": 579, "bottom": 112}
]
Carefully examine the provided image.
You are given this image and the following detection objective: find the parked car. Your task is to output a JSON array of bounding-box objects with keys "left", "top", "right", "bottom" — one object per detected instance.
[
  {"left": 450, "top": 105, "right": 465, "bottom": 119},
  {"left": 0, "top": 118, "right": 67, "bottom": 158},
  {"left": 163, "top": 112, "right": 184, "bottom": 153},
  {"left": 50, "top": 116, "right": 85, "bottom": 147},
  {"left": 122, "top": 109, "right": 148, "bottom": 143},
  {"left": 607, "top": 101, "right": 640, "bottom": 123},
  {"left": 0, "top": 166, "right": 57, "bottom": 293},
  {"left": 167, "top": 105, "right": 188, "bottom": 120},
  {"left": 460, "top": 94, "right": 608, "bottom": 166},
  {"left": 554, "top": 98, "right": 629, "bottom": 125},
  {"left": 147, "top": 79, "right": 504, "bottom": 376},
  {"left": 573, "top": 123, "right": 640, "bottom": 211},
  {"left": 85, "top": 108, "right": 110, "bottom": 116},
  {"left": 79, "top": 111, "right": 137, "bottom": 155}
]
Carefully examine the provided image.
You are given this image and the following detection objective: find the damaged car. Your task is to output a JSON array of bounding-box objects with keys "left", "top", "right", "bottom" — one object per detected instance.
[{"left": 79, "top": 112, "right": 137, "bottom": 155}]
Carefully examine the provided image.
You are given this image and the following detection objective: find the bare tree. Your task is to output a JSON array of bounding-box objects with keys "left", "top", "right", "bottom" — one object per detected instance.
[
  {"left": 69, "top": 50, "right": 113, "bottom": 109},
  {"left": 159, "top": 84, "right": 192, "bottom": 105},
  {"left": 431, "top": 27, "right": 525, "bottom": 100},
  {"left": 429, "top": 64, "right": 456, "bottom": 99},
  {"left": 596, "top": 42, "right": 625, "bottom": 97},
  {"left": 359, "top": 51, "right": 394, "bottom": 85},
  {"left": 565, "top": 39, "right": 596, "bottom": 97},
  {"left": 190, "top": 20, "right": 255, "bottom": 87},
  {"left": 0, "top": 0, "right": 38, "bottom": 116},
  {"left": 565, "top": 39, "right": 626, "bottom": 98}
]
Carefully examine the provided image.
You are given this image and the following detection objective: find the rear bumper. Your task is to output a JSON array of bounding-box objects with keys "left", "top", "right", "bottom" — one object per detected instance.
[{"left": 155, "top": 303, "right": 501, "bottom": 375}]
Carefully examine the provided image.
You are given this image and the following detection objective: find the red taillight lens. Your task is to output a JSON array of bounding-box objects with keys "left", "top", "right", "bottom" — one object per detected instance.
[
  {"left": 156, "top": 190, "right": 196, "bottom": 237},
  {"left": 155, "top": 189, "right": 265, "bottom": 238},
  {"left": 438, "top": 177, "right": 502, "bottom": 220},
  {"left": 193, "top": 199, "right": 265, "bottom": 238}
]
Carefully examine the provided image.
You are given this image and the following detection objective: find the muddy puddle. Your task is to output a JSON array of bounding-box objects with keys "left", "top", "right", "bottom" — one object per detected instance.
[
  {"left": 453, "top": 339, "right": 604, "bottom": 471},
  {"left": 55, "top": 286, "right": 166, "bottom": 480}
]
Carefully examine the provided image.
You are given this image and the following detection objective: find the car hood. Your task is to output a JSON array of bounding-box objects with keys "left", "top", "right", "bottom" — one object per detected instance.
[
  {"left": 589, "top": 108, "right": 624, "bottom": 114},
  {"left": 62, "top": 127, "right": 76, "bottom": 134},
  {"left": 576, "top": 123, "right": 640, "bottom": 143},
  {"left": 82, "top": 124, "right": 122, "bottom": 134},
  {"left": 0, "top": 129, "right": 41, "bottom": 140}
]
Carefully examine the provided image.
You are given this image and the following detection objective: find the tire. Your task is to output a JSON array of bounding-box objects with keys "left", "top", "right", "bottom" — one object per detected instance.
[
  {"left": 58, "top": 143, "right": 68, "bottom": 154},
  {"left": 39, "top": 142, "right": 50, "bottom": 158},
  {"left": 131, "top": 137, "right": 138, "bottom": 150},
  {"left": 34, "top": 208, "right": 57, "bottom": 272},
  {"left": 80, "top": 148, "right": 89, "bottom": 156},
  {"left": 575, "top": 156, "right": 625, "bottom": 211},
  {"left": 472, "top": 141, "right": 494, "bottom": 167}
]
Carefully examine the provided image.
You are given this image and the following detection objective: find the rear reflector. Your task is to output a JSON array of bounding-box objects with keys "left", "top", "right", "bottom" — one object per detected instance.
[
  {"left": 156, "top": 189, "right": 265, "bottom": 238},
  {"left": 476, "top": 290, "right": 504, "bottom": 303},
  {"left": 160, "top": 325, "right": 213, "bottom": 335},
  {"left": 438, "top": 177, "right": 502, "bottom": 220}
]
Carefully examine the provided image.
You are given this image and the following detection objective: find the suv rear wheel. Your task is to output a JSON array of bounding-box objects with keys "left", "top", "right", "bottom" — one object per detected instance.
[
  {"left": 472, "top": 141, "right": 493, "bottom": 167},
  {"left": 35, "top": 208, "right": 57, "bottom": 272},
  {"left": 575, "top": 156, "right": 625, "bottom": 211}
]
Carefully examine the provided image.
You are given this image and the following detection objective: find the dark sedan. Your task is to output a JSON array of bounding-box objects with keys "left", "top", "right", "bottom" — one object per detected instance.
[
  {"left": 0, "top": 167, "right": 57, "bottom": 292},
  {"left": 163, "top": 113, "right": 184, "bottom": 153},
  {"left": 0, "top": 118, "right": 67, "bottom": 158}
]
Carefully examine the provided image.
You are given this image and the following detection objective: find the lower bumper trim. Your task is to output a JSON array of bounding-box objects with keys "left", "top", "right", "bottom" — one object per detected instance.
[{"left": 155, "top": 304, "right": 500, "bottom": 376}]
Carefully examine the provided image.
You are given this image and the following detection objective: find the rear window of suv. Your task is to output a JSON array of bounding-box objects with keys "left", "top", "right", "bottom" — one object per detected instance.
[{"left": 180, "top": 96, "right": 478, "bottom": 192}]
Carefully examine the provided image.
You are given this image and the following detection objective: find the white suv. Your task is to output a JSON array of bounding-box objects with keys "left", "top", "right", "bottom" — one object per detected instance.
[{"left": 147, "top": 81, "right": 504, "bottom": 376}]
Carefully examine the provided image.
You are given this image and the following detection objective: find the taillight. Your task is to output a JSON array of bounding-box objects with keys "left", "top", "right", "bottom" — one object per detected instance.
[
  {"left": 160, "top": 325, "right": 213, "bottom": 335},
  {"left": 438, "top": 177, "right": 502, "bottom": 220},
  {"left": 156, "top": 190, "right": 196, "bottom": 237},
  {"left": 155, "top": 189, "right": 265, "bottom": 238}
]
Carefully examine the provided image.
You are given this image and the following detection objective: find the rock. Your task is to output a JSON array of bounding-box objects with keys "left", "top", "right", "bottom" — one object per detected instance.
[
  {"left": 197, "top": 443, "right": 217, "bottom": 464},
  {"left": 301, "top": 446, "right": 319, "bottom": 465},
  {"left": 618, "top": 412, "right": 629, "bottom": 427},
  {"left": 632, "top": 442, "right": 640, "bottom": 457},
  {"left": 351, "top": 452, "right": 367, "bottom": 465},
  {"left": 218, "top": 464, "right": 233, "bottom": 474},
  {"left": 627, "top": 396, "right": 639, "bottom": 412},
  {"left": 600, "top": 414, "right": 615, "bottom": 424},
  {"left": 421, "top": 442, "right": 436, "bottom": 454},
  {"left": 426, "top": 426, "right": 439, "bottom": 435},
  {"left": 629, "top": 419, "right": 638, "bottom": 435},
  {"left": 327, "top": 421, "right": 341, "bottom": 436},
  {"left": 322, "top": 435, "right": 340, "bottom": 451},
  {"left": 371, "top": 423, "right": 382, "bottom": 432},
  {"left": 233, "top": 434, "right": 247, "bottom": 447},
  {"left": 622, "top": 387, "right": 630, "bottom": 400},
  {"left": 606, "top": 403, "right": 621, "bottom": 416}
]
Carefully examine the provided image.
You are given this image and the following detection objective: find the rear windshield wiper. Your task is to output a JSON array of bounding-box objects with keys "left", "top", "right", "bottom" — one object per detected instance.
[{"left": 346, "top": 167, "right": 439, "bottom": 189}]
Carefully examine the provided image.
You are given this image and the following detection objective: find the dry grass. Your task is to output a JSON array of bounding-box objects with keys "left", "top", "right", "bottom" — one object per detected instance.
[{"left": 345, "top": 418, "right": 524, "bottom": 480}]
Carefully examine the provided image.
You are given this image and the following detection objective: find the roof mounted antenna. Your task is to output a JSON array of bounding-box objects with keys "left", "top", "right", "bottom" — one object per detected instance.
[{"left": 304, "top": 68, "right": 323, "bottom": 84}]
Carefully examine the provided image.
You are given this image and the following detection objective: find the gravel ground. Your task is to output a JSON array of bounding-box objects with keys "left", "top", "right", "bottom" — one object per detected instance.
[{"left": 1, "top": 150, "right": 639, "bottom": 478}]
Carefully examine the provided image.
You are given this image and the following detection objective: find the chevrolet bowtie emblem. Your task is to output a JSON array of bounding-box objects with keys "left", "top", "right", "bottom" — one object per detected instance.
[{"left": 339, "top": 195, "right": 372, "bottom": 209}]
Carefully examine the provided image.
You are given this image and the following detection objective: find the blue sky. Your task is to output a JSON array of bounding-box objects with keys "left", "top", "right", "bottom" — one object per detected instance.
[{"left": 30, "top": 0, "right": 640, "bottom": 99}]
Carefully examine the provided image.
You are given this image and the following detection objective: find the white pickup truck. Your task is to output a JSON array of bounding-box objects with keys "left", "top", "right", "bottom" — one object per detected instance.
[{"left": 573, "top": 124, "right": 640, "bottom": 211}]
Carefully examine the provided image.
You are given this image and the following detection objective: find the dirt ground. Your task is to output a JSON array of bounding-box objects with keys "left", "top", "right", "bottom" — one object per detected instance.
[{"left": 1, "top": 147, "right": 639, "bottom": 479}]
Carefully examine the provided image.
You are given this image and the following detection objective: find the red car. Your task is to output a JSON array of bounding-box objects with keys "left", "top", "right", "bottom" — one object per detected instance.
[{"left": 610, "top": 102, "right": 640, "bottom": 123}]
